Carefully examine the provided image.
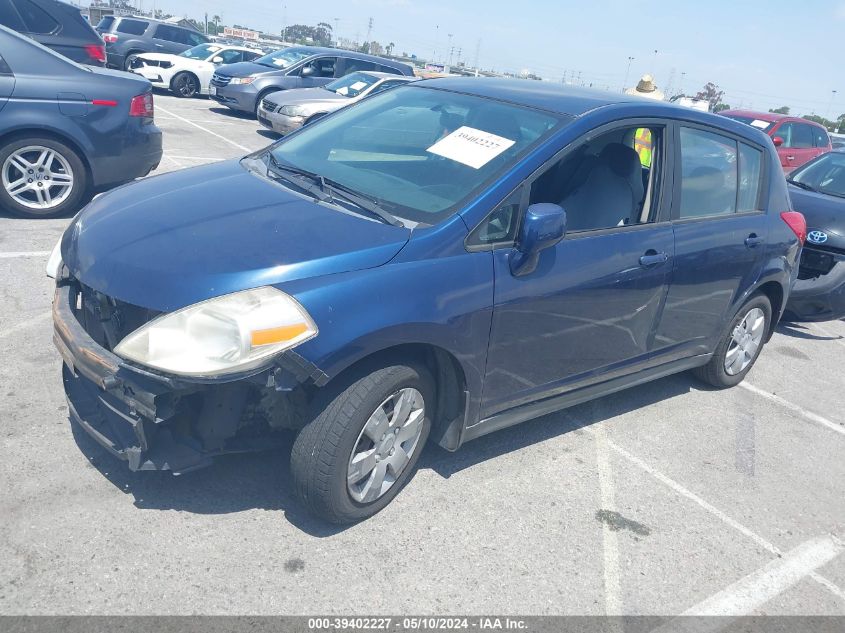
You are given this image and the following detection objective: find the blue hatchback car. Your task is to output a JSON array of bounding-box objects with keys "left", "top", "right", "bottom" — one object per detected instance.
[{"left": 50, "top": 78, "right": 805, "bottom": 523}]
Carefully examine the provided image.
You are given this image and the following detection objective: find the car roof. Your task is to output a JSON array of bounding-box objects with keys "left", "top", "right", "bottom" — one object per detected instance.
[
  {"left": 416, "top": 77, "right": 682, "bottom": 116},
  {"left": 285, "top": 46, "right": 412, "bottom": 69},
  {"left": 720, "top": 109, "right": 827, "bottom": 129}
]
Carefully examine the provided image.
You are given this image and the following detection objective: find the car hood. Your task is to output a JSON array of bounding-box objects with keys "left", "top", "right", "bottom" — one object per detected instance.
[
  {"left": 788, "top": 185, "right": 845, "bottom": 248},
  {"left": 63, "top": 159, "right": 411, "bottom": 312},
  {"left": 215, "top": 60, "right": 279, "bottom": 77},
  {"left": 265, "top": 87, "right": 348, "bottom": 108}
]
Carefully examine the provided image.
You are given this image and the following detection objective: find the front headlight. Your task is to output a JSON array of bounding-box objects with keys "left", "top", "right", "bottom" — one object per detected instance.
[
  {"left": 113, "top": 287, "right": 317, "bottom": 377},
  {"left": 230, "top": 76, "right": 256, "bottom": 85},
  {"left": 46, "top": 236, "right": 62, "bottom": 279},
  {"left": 280, "top": 105, "right": 309, "bottom": 117}
]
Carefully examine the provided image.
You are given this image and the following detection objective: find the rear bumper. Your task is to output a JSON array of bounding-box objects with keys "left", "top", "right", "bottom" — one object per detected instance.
[
  {"left": 53, "top": 283, "right": 318, "bottom": 472},
  {"left": 89, "top": 121, "right": 162, "bottom": 188},
  {"left": 784, "top": 253, "right": 845, "bottom": 321}
]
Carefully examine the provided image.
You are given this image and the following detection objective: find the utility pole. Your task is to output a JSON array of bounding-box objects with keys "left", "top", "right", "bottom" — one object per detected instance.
[
  {"left": 333, "top": 17, "right": 339, "bottom": 46},
  {"left": 365, "top": 16, "right": 373, "bottom": 47},
  {"left": 680, "top": 71, "right": 686, "bottom": 96},
  {"left": 827, "top": 89, "right": 838, "bottom": 121},
  {"left": 282, "top": 4, "right": 287, "bottom": 42},
  {"left": 447, "top": 33, "right": 453, "bottom": 65},
  {"left": 204, "top": 12, "right": 208, "bottom": 34},
  {"left": 623, "top": 56, "right": 634, "bottom": 92},
  {"left": 473, "top": 38, "right": 480, "bottom": 70}
]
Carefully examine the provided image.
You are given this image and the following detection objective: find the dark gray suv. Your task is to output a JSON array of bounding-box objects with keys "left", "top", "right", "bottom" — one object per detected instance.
[
  {"left": 96, "top": 15, "right": 209, "bottom": 70},
  {"left": 210, "top": 46, "right": 414, "bottom": 117}
]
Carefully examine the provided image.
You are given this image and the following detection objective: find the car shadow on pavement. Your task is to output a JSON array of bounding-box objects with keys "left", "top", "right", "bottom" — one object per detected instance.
[
  {"left": 69, "top": 372, "right": 697, "bottom": 536},
  {"left": 776, "top": 321, "right": 844, "bottom": 342},
  {"left": 209, "top": 106, "right": 255, "bottom": 120}
]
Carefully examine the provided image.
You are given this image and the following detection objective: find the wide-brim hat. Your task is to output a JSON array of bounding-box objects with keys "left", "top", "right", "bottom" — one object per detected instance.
[{"left": 625, "top": 74, "right": 665, "bottom": 101}]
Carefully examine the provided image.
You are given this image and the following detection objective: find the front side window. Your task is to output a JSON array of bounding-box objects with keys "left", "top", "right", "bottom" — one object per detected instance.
[
  {"left": 679, "top": 127, "right": 738, "bottom": 219},
  {"left": 529, "top": 124, "right": 664, "bottom": 231},
  {"left": 812, "top": 126, "right": 830, "bottom": 148},
  {"left": 775, "top": 122, "right": 813, "bottom": 149},
  {"left": 116, "top": 19, "right": 148, "bottom": 35},
  {"left": 14, "top": 0, "right": 57, "bottom": 34},
  {"left": 268, "top": 86, "right": 565, "bottom": 224},
  {"left": 216, "top": 49, "right": 244, "bottom": 64},
  {"left": 302, "top": 57, "right": 337, "bottom": 78}
]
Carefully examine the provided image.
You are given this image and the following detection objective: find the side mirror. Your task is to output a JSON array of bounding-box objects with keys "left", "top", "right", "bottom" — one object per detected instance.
[
  {"left": 510, "top": 203, "right": 566, "bottom": 277},
  {"left": 211, "top": 56, "right": 223, "bottom": 64},
  {"left": 300, "top": 65, "right": 315, "bottom": 77},
  {"left": 772, "top": 136, "right": 784, "bottom": 147}
]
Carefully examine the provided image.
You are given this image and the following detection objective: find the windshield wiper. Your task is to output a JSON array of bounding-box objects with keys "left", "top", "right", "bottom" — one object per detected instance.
[
  {"left": 787, "top": 179, "right": 816, "bottom": 192},
  {"left": 266, "top": 154, "right": 332, "bottom": 203},
  {"left": 320, "top": 178, "right": 404, "bottom": 227}
]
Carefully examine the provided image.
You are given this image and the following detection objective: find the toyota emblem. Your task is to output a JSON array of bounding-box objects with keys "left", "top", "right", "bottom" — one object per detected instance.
[{"left": 807, "top": 230, "right": 828, "bottom": 244}]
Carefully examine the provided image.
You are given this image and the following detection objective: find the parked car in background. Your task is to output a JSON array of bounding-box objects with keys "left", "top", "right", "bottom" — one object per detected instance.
[
  {"left": 0, "top": 25, "right": 161, "bottom": 218},
  {"left": 48, "top": 79, "right": 803, "bottom": 523},
  {"left": 830, "top": 134, "right": 845, "bottom": 150},
  {"left": 258, "top": 71, "right": 417, "bottom": 134},
  {"left": 131, "top": 43, "right": 264, "bottom": 98},
  {"left": 210, "top": 46, "right": 414, "bottom": 117},
  {"left": 95, "top": 15, "right": 209, "bottom": 71},
  {"left": 720, "top": 109, "right": 832, "bottom": 172},
  {"left": 783, "top": 150, "right": 845, "bottom": 321},
  {"left": 0, "top": 0, "right": 105, "bottom": 65}
]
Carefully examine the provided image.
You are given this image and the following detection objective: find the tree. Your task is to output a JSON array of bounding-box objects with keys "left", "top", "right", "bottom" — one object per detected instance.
[
  {"left": 802, "top": 114, "right": 837, "bottom": 132},
  {"left": 369, "top": 41, "right": 384, "bottom": 56},
  {"left": 358, "top": 41, "right": 370, "bottom": 54},
  {"left": 713, "top": 103, "right": 731, "bottom": 113},
  {"left": 386, "top": 42, "right": 395, "bottom": 57},
  {"left": 769, "top": 106, "right": 790, "bottom": 115},
  {"left": 694, "top": 82, "right": 726, "bottom": 112},
  {"left": 314, "top": 22, "right": 333, "bottom": 47}
]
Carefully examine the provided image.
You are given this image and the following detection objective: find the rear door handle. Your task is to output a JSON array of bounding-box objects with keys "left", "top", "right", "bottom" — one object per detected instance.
[
  {"left": 786, "top": 155, "right": 795, "bottom": 161},
  {"left": 744, "top": 234, "right": 765, "bottom": 248},
  {"left": 639, "top": 251, "right": 669, "bottom": 267}
]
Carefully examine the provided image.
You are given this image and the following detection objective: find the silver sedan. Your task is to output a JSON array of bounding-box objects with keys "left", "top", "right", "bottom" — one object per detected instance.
[{"left": 257, "top": 71, "right": 417, "bottom": 134}]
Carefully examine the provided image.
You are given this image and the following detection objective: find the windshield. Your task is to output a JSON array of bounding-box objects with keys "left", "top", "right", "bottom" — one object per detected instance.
[
  {"left": 255, "top": 48, "right": 312, "bottom": 68},
  {"left": 268, "top": 85, "right": 566, "bottom": 224},
  {"left": 723, "top": 115, "right": 777, "bottom": 133},
  {"left": 789, "top": 152, "right": 845, "bottom": 198},
  {"left": 324, "top": 72, "right": 380, "bottom": 98},
  {"left": 180, "top": 44, "right": 222, "bottom": 60}
]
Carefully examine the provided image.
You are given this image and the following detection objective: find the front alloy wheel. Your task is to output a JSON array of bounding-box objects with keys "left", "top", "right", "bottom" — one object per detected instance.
[
  {"left": 347, "top": 388, "right": 426, "bottom": 503},
  {"left": 291, "top": 363, "right": 433, "bottom": 523},
  {"left": 172, "top": 72, "right": 200, "bottom": 98}
]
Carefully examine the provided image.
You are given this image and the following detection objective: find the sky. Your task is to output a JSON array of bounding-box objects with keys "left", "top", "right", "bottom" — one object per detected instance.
[{"left": 141, "top": 0, "right": 845, "bottom": 117}]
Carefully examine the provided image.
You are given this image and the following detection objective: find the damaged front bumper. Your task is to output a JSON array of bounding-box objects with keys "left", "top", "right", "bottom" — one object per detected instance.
[
  {"left": 784, "top": 248, "right": 845, "bottom": 322},
  {"left": 53, "top": 283, "right": 326, "bottom": 473}
]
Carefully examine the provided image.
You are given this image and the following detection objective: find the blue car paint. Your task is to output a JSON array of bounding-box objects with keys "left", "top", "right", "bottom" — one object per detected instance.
[
  {"left": 57, "top": 79, "right": 801, "bottom": 461},
  {"left": 0, "top": 26, "right": 162, "bottom": 191}
]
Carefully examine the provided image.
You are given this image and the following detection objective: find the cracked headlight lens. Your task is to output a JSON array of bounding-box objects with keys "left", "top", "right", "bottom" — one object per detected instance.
[{"left": 114, "top": 287, "right": 317, "bottom": 377}]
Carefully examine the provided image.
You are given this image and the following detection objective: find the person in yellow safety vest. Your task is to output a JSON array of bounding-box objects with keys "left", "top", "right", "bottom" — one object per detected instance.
[{"left": 634, "top": 127, "right": 652, "bottom": 168}]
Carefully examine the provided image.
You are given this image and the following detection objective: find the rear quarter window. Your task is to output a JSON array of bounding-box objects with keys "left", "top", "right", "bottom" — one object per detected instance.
[
  {"left": 96, "top": 15, "right": 115, "bottom": 31},
  {"left": 116, "top": 19, "right": 148, "bottom": 35},
  {"left": 0, "top": 0, "right": 25, "bottom": 31},
  {"left": 812, "top": 126, "right": 830, "bottom": 148},
  {"left": 13, "top": 0, "right": 58, "bottom": 35}
]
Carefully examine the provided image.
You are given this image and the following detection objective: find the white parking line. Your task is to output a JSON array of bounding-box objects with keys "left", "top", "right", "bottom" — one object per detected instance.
[
  {"left": 166, "top": 155, "right": 226, "bottom": 162},
  {"left": 156, "top": 105, "right": 252, "bottom": 152},
  {"left": 583, "top": 427, "right": 845, "bottom": 603},
  {"left": 0, "top": 251, "right": 50, "bottom": 258},
  {"left": 593, "top": 423, "right": 623, "bottom": 615},
  {"left": 740, "top": 382, "right": 845, "bottom": 437},
  {"left": 0, "top": 312, "right": 51, "bottom": 341}
]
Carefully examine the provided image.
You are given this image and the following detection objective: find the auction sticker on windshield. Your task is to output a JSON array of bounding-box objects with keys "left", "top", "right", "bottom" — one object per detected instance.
[{"left": 427, "top": 126, "right": 516, "bottom": 169}]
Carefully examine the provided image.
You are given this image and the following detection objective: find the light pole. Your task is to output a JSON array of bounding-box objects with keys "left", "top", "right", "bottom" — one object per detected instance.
[
  {"left": 447, "top": 33, "right": 453, "bottom": 66},
  {"left": 827, "top": 89, "right": 837, "bottom": 122},
  {"left": 623, "top": 56, "right": 634, "bottom": 92}
]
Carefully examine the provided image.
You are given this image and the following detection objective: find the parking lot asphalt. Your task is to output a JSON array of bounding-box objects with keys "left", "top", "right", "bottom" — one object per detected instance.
[{"left": 1, "top": 94, "right": 844, "bottom": 616}]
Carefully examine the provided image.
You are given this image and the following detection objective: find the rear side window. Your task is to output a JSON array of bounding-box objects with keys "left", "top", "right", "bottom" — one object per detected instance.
[
  {"left": 377, "top": 64, "right": 403, "bottom": 75},
  {"left": 812, "top": 126, "right": 830, "bottom": 148},
  {"left": 13, "top": 0, "right": 58, "bottom": 34},
  {"left": 0, "top": 0, "right": 25, "bottom": 31},
  {"left": 187, "top": 31, "right": 206, "bottom": 46},
  {"left": 679, "top": 127, "right": 738, "bottom": 218},
  {"left": 243, "top": 51, "right": 261, "bottom": 62},
  {"left": 343, "top": 59, "right": 377, "bottom": 73},
  {"left": 737, "top": 143, "right": 763, "bottom": 212},
  {"left": 0, "top": 52, "right": 12, "bottom": 75},
  {"left": 117, "top": 19, "right": 148, "bottom": 35}
]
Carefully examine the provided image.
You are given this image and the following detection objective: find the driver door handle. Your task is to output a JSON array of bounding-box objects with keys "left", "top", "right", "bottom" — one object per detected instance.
[
  {"left": 744, "top": 234, "right": 765, "bottom": 248},
  {"left": 639, "top": 250, "right": 669, "bottom": 267}
]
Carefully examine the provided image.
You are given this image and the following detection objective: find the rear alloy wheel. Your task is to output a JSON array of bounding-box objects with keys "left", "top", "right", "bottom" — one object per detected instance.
[
  {"left": 124, "top": 53, "right": 140, "bottom": 71},
  {"left": 171, "top": 72, "right": 200, "bottom": 98},
  {"left": 291, "top": 363, "right": 433, "bottom": 523},
  {"left": 0, "top": 139, "right": 87, "bottom": 218},
  {"left": 693, "top": 294, "right": 772, "bottom": 388}
]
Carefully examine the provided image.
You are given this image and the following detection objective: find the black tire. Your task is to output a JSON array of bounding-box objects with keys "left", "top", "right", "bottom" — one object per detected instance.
[
  {"left": 0, "top": 136, "right": 87, "bottom": 219},
  {"left": 693, "top": 293, "right": 772, "bottom": 388},
  {"left": 123, "top": 52, "right": 141, "bottom": 71},
  {"left": 291, "top": 363, "right": 434, "bottom": 523},
  {"left": 171, "top": 72, "right": 200, "bottom": 98}
]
